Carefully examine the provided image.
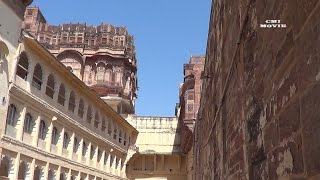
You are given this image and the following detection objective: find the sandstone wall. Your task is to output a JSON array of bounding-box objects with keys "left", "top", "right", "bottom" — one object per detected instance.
[{"left": 194, "top": 0, "right": 320, "bottom": 179}]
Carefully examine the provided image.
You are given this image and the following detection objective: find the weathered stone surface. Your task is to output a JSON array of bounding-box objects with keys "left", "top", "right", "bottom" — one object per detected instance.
[{"left": 193, "top": 0, "right": 320, "bottom": 179}]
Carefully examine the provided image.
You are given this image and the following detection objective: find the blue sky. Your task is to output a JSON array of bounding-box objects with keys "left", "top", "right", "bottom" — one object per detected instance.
[{"left": 32, "top": 0, "right": 211, "bottom": 116}]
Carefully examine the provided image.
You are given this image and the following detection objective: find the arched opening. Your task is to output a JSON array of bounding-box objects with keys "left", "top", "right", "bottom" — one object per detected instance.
[
  {"left": 6, "top": 104, "right": 17, "bottom": 126},
  {"left": 51, "top": 127, "right": 59, "bottom": 145},
  {"left": 16, "top": 52, "right": 29, "bottom": 80},
  {"left": 58, "top": 84, "right": 66, "bottom": 106},
  {"left": 18, "top": 161, "right": 27, "bottom": 180},
  {"left": 96, "top": 62, "right": 105, "bottom": 83},
  {"left": 78, "top": 99, "right": 84, "bottom": 118},
  {"left": 39, "top": 120, "right": 47, "bottom": 140},
  {"left": 86, "top": 105, "right": 92, "bottom": 123},
  {"left": 45, "top": 74, "right": 55, "bottom": 98},
  {"left": 33, "top": 166, "right": 42, "bottom": 180},
  {"left": 0, "top": 156, "right": 10, "bottom": 177},
  {"left": 23, "top": 113, "right": 33, "bottom": 134},
  {"left": 63, "top": 132, "right": 69, "bottom": 149},
  {"left": 101, "top": 118, "right": 106, "bottom": 132},
  {"left": 32, "top": 63, "right": 43, "bottom": 90},
  {"left": 48, "top": 169, "right": 55, "bottom": 180},
  {"left": 68, "top": 91, "right": 76, "bottom": 112},
  {"left": 94, "top": 112, "right": 99, "bottom": 128},
  {"left": 105, "top": 64, "right": 113, "bottom": 82}
]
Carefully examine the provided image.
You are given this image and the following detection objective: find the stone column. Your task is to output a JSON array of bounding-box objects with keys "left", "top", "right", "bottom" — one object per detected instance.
[
  {"left": 29, "top": 159, "right": 36, "bottom": 180},
  {"left": 58, "top": 127, "right": 65, "bottom": 156},
  {"left": 13, "top": 153, "right": 20, "bottom": 179},
  {"left": 87, "top": 142, "right": 92, "bottom": 165},
  {"left": 67, "top": 168, "right": 71, "bottom": 180},
  {"left": 112, "top": 155, "right": 117, "bottom": 175},
  {"left": 106, "top": 151, "right": 111, "bottom": 173},
  {"left": 56, "top": 166, "right": 61, "bottom": 180},
  {"left": 26, "top": 62, "right": 35, "bottom": 92},
  {"left": 100, "top": 149, "right": 106, "bottom": 171},
  {"left": 93, "top": 146, "right": 98, "bottom": 168},
  {"left": 78, "top": 138, "right": 84, "bottom": 162},
  {"left": 65, "top": 90, "right": 70, "bottom": 112},
  {"left": 69, "top": 132, "right": 75, "bottom": 159},
  {"left": 16, "top": 106, "right": 27, "bottom": 141},
  {"left": 117, "top": 158, "right": 122, "bottom": 177},
  {"left": 41, "top": 73, "right": 48, "bottom": 95},
  {"left": 43, "top": 162, "right": 49, "bottom": 180},
  {"left": 46, "top": 121, "right": 53, "bottom": 151},
  {"left": 32, "top": 113, "right": 41, "bottom": 146}
]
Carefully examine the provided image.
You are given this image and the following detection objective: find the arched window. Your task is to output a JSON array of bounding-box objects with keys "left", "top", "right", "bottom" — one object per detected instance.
[
  {"left": 32, "top": 64, "right": 42, "bottom": 90},
  {"left": 51, "top": 127, "right": 58, "bottom": 145},
  {"left": 6, "top": 104, "right": 16, "bottom": 126},
  {"left": 94, "top": 112, "right": 99, "bottom": 128},
  {"left": 58, "top": 84, "right": 65, "bottom": 105},
  {"left": 68, "top": 91, "right": 76, "bottom": 112},
  {"left": 96, "top": 63, "right": 105, "bottom": 83},
  {"left": 86, "top": 105, "right": 92, "bottom": 123},
  {"left": 73, "top": 137, "right": 78, "bottom": 153},
  {"left": 23, "top": 113, "right": 33, "bottom": 134},
  {"left": 39, "top": 120, "right": 46, "bottom": 140},
  {"left": 45, "top": 74, "right": 55, "bottom": 98},
  {"left": 82, "top": 141, "right": 87, "bottom": 157},
  {"left": 113, "top": 125, "right": 117, "bottom": 140},
  {"left": 63, "top": 132, "right": 69, "bottom": 149},
  {"left": 78, "top": 99, "right": 84, "bottom": 118},
  {"left": 16, "top": 52, "right": 29, "bottom": 80},
  {"left": 101, "top": 118, "right": 106, "bottom": 132},
  {"left": 90, "top": 145, "right": 94, "bottom": 159},
  {"left": 119, "top": 129, "right": 122, "bottom": 143},
  {"left": 108, "top": 121, "right": 112, "bottom": 136},
  {"left": 124, "top": 132, "right": 127, "bottom": 146}
]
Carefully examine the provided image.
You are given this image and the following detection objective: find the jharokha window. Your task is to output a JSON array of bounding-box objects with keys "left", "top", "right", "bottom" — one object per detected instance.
[
  {"left": 68, "top": 91, "right": 76, "bottom": 112},
  {"left": 78, "top": 99, "right": 84, "bottom": 118},
  {"left": 32, "top": 63, "right": 43, "bottom": 90},
  {"left": 16, "top": 52, "right": 29, "bottom": 80},
  {"left": 58, "top": 84, "right": 66, "bottom": 106},
  {"left": 46, "top": 74, "right": 55, "bottom": 98}
]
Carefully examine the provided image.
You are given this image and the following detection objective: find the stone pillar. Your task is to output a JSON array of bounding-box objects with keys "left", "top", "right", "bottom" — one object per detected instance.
[
  {"left": 93, "top": 146, "right": 98, "bottom": 168},
  {"left": 32, "top": 113, "right": 41, "bottom": 146},
  {"left": 78, "top": 138, "right": 84, "bottom": 162},
  {"left": 56, "top": 166, "right": 61, "bottom": 180},
  {"left": 106, "top": 151, "right": 111, "bottom": 173},
  {"left": 41, "top": 72, "right": 48, "bottom": 95},
  {"left": 87, "top": 142, "right": 92, "bottom": 165},
  {"left": 69, "top": 132, "right": 75, "bottom": 159},
  {"left": 64, "top": 90, "right": 70, "bottom": 112},
  {"left": 100, "top": 150, "right": 106, "bottom": 171},
  {"left": 44, "top": 162, "right": 49, "bottom": 180},
  {"left": 112, "top": 155, "right": 117, "bottom": 175},
  {"left": 46, "top": 121, "right": 53, "bottom": 151},
  {"left": 26, "top": 62, "right": 34, "bottom": 92},
  {"left": 16, "top": 106, "right": 26, "bottom": 141},
  {"left": 67, "top": 168, "right": 71, "bottom": 180},
  {"left": 13, "top": 153, "right": 20, "bottom": 179},
  {"left": 58, "top": 127, "right": 65, "bottom": 156},
  {"left": 29, "top": 159, "right": 35, "bottom": 180}
]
